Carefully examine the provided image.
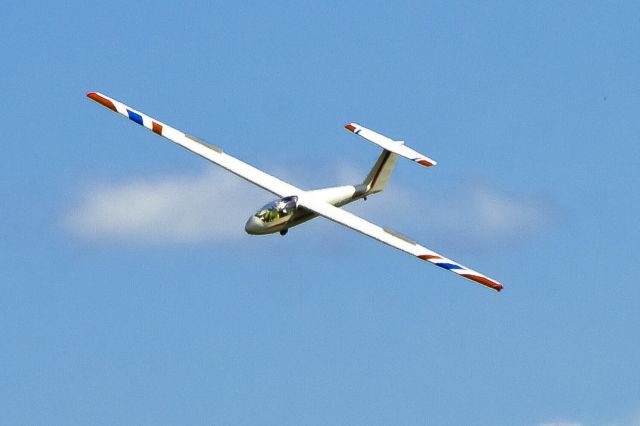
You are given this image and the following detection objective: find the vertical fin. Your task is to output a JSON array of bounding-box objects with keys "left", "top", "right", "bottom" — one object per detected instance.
[{"left": 362, "top": 150, "right": 399, "bottom": 194}]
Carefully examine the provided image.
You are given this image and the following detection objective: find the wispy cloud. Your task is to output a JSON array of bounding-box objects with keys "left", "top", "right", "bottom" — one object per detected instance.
[
  {"left": 347, "top": 178, "right": 555, "bottom": 250},
  {"left": 65, "top": 169, "right": 267, "bottom": 243},
  {"left": 65, "top": 166, "right": 554, "bottom": 248}
]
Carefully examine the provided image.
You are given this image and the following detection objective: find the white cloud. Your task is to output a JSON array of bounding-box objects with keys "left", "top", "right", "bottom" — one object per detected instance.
[
  {"left": 431, "top": 182, "right": 553, "bottom": 244},
  {"left": 346, "top": 179, "right": 555, "bottom": 250},
  {"left": 65, "top": 169, "right": 267, "bottom": 243},
  {"left": 65, "top": 166, "right": 554, "bottom": 247}
]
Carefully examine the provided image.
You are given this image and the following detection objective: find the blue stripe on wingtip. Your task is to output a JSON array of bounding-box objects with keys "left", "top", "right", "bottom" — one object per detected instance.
[
  {"left": 355, "top": 129, "right": 361, "bottom": 135},
  {"left": 436, "top": 262, "right": 464, "bottom": 271},
  {"left": 127, "top": 109, "right": 143, "bottom": 125}
]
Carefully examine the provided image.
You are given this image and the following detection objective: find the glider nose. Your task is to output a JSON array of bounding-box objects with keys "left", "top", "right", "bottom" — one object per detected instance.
[{"left": 245, "top": 216, "right": 263, "bottom": 235}]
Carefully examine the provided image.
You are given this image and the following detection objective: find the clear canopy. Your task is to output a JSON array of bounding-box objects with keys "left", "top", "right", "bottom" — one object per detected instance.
[{"left": 255, "top": 196, "right": 298, "bottom": 223}]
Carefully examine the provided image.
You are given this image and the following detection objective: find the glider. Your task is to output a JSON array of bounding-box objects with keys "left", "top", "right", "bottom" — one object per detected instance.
[{"left": 87, "top": 92, "right": 503, "bottom": 292}]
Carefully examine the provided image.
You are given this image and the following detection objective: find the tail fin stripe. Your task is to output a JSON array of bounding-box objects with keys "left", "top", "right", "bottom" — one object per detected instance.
[{"left": 370, "top": 150, "right": 392, "bottom": 190}]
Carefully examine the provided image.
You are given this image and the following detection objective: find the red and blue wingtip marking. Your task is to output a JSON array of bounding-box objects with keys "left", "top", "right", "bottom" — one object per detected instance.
[
  {"left": 87, "top": 92, "right": 116, "bottom": 112},
  {"left": 417, "top": 254, "right": 503, "bottom": 292},
  {"left": 87, "top": 91, "right": 165, "bottom": 137},
  {"left": 127, "top": 109, "right": 143, "bottom": 125}
]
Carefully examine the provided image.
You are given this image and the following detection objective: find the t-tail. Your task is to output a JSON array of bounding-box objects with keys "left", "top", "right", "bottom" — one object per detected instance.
[
  {"left": 305, "top": 123, "right": 435, "bottom": 207},
  {"left": 346, "top": 123, "right": 436, "bottom": 196}
]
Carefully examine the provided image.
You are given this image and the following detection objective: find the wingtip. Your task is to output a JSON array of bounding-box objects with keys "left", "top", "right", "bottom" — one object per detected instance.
[
  {"left": 344, "top": 123, "right": 357, "bottom": 133},
  {"left": 463, "top": 274, "right": 504, "bottom": 292},
  {"left": 86, "top": 91, "right": 117, "bottom": 111},
  {"left": 417, "top": 254, "right": 503, "bottom": 292},
  {"left": 417, "top": 159, "right": 437, "bottom": 167}
]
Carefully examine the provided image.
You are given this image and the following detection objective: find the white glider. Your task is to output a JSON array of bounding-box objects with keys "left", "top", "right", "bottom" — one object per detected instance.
[{"left": 87, "top": 92, "right": 504, "bottom": 292}]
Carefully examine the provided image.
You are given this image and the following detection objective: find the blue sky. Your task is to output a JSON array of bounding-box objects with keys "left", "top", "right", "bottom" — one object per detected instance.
[{"left": 2, "top": 1, "right": 640, "bottom": 425}]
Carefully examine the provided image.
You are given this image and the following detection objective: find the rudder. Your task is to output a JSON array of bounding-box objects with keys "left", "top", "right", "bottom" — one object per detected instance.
[{"left": 362, "top": 149, "right": 399, "bottom": 194}]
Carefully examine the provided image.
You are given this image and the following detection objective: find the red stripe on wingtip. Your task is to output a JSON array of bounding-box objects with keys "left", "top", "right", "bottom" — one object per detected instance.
[
  {"left": 152, "top": 121, "right": 163, "bottom": 135},
  {"left": 418, "top": 254, "right": 442, "bottom": 261},
  {"left": 344, "top": 124, "right": 356, "bottom": 133},
  {"left": 461, "top": 274, "right": 503, "bottom": 292},
  {"left": 87, "top": 92, "right": 117, "bottom": 112},
  {"left": 417, "top": 159, "right": 434, "bottom": 167}
]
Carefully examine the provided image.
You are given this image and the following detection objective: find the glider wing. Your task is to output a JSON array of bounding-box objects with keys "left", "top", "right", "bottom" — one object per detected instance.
[
  {"left": 297, "top": 194, "right": 503, "bottom": 291},
  {"left": 86, "top": 92, "right": 301, "bottom": 198}
]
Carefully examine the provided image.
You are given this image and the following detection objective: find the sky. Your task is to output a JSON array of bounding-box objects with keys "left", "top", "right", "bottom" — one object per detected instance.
[{"left": 2, "top": 1, "right": 640, "bottom": 425}]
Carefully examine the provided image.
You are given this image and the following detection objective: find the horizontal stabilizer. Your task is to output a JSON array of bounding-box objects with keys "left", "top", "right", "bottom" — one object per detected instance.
[{"left": 345, "top": 123, "right": 437, "bottom": 167}]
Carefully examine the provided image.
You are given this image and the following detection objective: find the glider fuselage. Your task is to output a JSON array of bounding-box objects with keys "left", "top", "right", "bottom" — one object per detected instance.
[{"left": 244, "top": 184, "right": 368, "bottom": 235}]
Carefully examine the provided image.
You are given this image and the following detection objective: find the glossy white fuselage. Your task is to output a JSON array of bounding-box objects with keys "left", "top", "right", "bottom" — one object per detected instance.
[{"left": 244, "top": 184, "right": 368, "bottom": 235}]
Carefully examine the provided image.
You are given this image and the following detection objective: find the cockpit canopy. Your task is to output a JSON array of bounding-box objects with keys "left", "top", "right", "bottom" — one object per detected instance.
[{"left": 255, "top": 196, "right": 298, "bottom": 223}]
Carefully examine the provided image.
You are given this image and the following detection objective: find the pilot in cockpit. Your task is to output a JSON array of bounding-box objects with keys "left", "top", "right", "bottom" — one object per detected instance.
[{"left": 255, "top": 196, "right": 297, "bottom": 224}]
